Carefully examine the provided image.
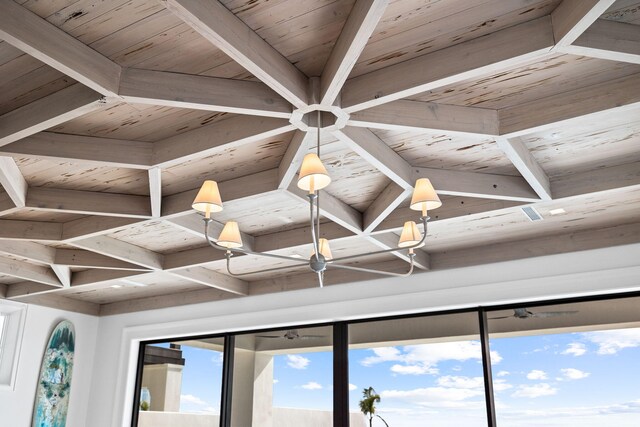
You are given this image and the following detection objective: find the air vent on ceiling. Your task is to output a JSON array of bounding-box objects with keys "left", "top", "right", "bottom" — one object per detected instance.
[{"left": 521, "top": 206, "right": 543, "bottom": 222}]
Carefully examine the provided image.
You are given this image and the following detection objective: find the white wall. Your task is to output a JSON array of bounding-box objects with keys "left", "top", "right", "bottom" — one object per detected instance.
[
  {"left": 85, "top": 243, "right": 640, "bottom": 427},
  {"left": 0, "top": 303, "right": 99, "bottom": 427}
]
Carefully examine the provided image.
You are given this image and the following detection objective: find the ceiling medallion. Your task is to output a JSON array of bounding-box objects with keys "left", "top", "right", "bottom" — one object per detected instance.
[{"left": 192, "top": 111, "right": 442, "bottom": 287}]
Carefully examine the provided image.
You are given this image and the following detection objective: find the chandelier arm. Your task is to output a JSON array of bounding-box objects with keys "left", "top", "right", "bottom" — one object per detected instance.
[
  {"left": 328, "top": 254, "right": 415, "bottom": 277},
  {"left": 318, "top": 271, "right": 324, "bottom": 288},
  {"left": 203, "top": 218, "right": 308, "bottom": 263},
  {"left": 225, "top": 252, "right": 309, "bottom": 277},
  {"left": 330, "top": 216, "right": 429, "bottom": 263},
  {"left": 308, "top": 194, "right": 320, "bottom": 261}
]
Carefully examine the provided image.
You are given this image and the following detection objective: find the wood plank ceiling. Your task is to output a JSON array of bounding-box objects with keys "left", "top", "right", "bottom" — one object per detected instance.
[{"left": 0, "top": 0, "right": 639, "bottom": 316}]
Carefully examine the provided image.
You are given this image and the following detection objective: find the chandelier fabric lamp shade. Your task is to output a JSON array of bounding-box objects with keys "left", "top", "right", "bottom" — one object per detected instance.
[
  {"left": 192, "top": 180, "right": 223, "bottom": 216},
  {"left": 312, "top": 238, "right": 333, "bottom": 260},
  {"left": 217, "top": 221, "right": 243, "bottom": 249},
  {"left": 398, "top": 221, "right": 424, "bottom": 248},
  {"left": 298, "top": 153, "right": 331, "bottom": 193},
  {"left": 410, "top": 178, "right": 442, "bottom": 215}
]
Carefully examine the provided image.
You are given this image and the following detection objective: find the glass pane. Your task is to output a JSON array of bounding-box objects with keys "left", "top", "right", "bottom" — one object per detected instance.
[
  {"left": 230, "top": 325, "right": 333, "bottom": 426},
  {"left": 349, "top": 312, "right": 489, "bottom": 427},
  {"left": 488, "top": 296, "right": 640, "bottom": 426},
  {"left": 136, "top": 337, "right": 225, "bottom": 427}
]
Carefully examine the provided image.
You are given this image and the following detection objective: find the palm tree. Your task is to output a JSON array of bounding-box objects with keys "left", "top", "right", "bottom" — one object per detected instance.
[{"left": 359, "top": 387, "right": 389, "bottom": 427}]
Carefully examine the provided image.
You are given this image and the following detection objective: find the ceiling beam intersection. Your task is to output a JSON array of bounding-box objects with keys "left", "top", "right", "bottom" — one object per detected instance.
[{"left": 162, "top": 0, "right": 309, "bottom": 108}]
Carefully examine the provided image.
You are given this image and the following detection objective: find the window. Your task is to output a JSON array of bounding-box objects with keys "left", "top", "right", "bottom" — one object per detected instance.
[
  {"left": 349, "top": 312, "right": 489, "bottom": 427},
  {"left": 0, "top": 301, "right": 27, "bottom": 390},
  {"left": 230, "top": 325, "right": 334, "bottom": 426},
  {"left": 131, "top": 293, "right": 640, "bottom": 427},
  {"left": 487, "top": 297, "right": 640, "bottom": 426},
  {"left": 134, "top": 337, "right": 225, "bottom": 427}
]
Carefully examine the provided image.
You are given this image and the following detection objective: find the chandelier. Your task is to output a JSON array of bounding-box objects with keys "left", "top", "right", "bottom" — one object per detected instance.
[{"left": 192, "top": 115, "right": 442, "bottom": 287}]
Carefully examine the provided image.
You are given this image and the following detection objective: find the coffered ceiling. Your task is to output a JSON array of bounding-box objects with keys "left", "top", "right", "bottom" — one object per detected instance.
[{"left": 0, "top": 0, "right": 639, "bottom": 315}]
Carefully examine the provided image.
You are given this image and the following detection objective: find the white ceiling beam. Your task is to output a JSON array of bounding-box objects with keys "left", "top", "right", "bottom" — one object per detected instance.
[
  {"left": 163, "top": 0, "right": 309, "bottom": 108},
  {"left": 149, "top": 168, "right": 162, "bottom": 218},
  {"left": 163, "top": 168, "right": 280, "bottom": 217},
  {"left": 278, "top": 130, "right": 315, "bottom": 190},
  {"left": 8, "top": 290, "right": 100, "bottom": 315},
  {"left": 431, "top": 221, "right": 640, "bottom": 270},
  {"left": 320, "top": 0, "right": 389, "bottom": 104},
  {"left": 0, "top": 241, "right": 56, "bottom": 265},
  {"left": 559, "top": 19, "right": 640, "bottom": 64},
  {"left": 340, "top": 16, "right": 554, "bottom": 112},
  {"left": 0, "top": 157, "right": 28, "bottom": 208},
  {"left": 54, "top": 249, "right": 149, "bottom": 271},
  {"left": 495, "top": 137, "right": 552, "bottom": 201},
  {"left": 551, "top": 0, "right": 616, "bottom": 48},
  {"left": 0, "top": 1, "right": 121, "bottom": 96},
  {"left": 0, "top": 132, "right": 154, "bottom": 169},
  {"left": 363, "top": 184, "right": 410, "bottom": 233},
  {"left": 334, "top": 127, "right": 413, "bottom": 189},
  {"left": 499, "top": 73, "right": 640, "bottom": 137},
  {"left": 0, "top": 219, "right": 63, "bottom": 242},
  {"left": 552, "top": 162, "right": 640, "bottom": 199},
  {"left": 0, "top": 256, "right": 61, "bottom": 287},
  {"left": 6, "top": 282, "right": 63, "bottom": 299},
  {"left": 70, "top": 269, "right": 152, "bottom": 288},
  {"left": 70, "top": 236, "right": 164, "bottom": 270},
  {"left": 62, "top": 217, "right": 145, "bottom": 242},
  {"left": 413, "top": 167, "right": 541, "bottom": 203},
  {"left": 167, "top": 267, "right": 248, "bottom": 296},
  {"left": 286, "top": 183, "right": 363, "bottom": 235},
  {"left": 25, "top": 187, "right": 152, "bottom": 218},
  {"left": 348, "top": 100, "right": 500, "bottom": 137},
  {"left": 51, "top": 265, "right": 71, "bottom": 288},
  {"left": 99, "top": 286, "right": 235, "bottom": 316},
  {"left": 119, "top": 68, "right": 292, "bottom": 118},
  {"left": 0, "top": 84, "right": 108, "bottom": 148},
  {"left": 153, "top": 115, "right": 294, "bottom": 167}
]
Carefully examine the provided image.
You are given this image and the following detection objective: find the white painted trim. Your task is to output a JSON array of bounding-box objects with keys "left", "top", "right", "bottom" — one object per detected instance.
[
  {"left": 0, "top": 300, "right": 27, "bottom": 391},
  {"left": 100, "top": 243, "right": 640, "bottom": 427}
]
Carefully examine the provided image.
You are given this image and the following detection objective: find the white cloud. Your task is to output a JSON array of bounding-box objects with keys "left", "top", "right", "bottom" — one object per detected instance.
[
  {"left": 584, "top": 328, "right": 640, "bottom": 355},
  {"left": 273, "top": 379, "right": 279, "bottom": 384},
  {"left": 512, "top": 383, "right": 558, "bottom": 398},
  {"left": 301, "top": 381, "right": 323, "bottom": 390},
  {"left": 391, "top": 364, "right": 438, "bottom": 375},
  {"left": 361, "top": 347, "right": 402, "bottom": 366},
  {"left": 349, "top": 383, "right": 358, "bottom": 391},
  {"left": 211, "top": 352, "right": 224, "bottom": 365},
  {"left": 493, "top": 379, "right": 513, "bottom": 392},
  {"left": 383, "top": 386, "right": 484, "bottom": 402},
  {"left": 287, "top": 354, "right": 310, "bottom": 369},
  {"left": 496, "top": 370, "right": 510, "bottom": 377},
  {"left": 526, "top": 370, "right": 548, "bottom": 380},
  {"left": 437, "top": 376, "right": 484, "bottom": 389},
  {"left": 180, "top": 394, "right": 208, "bottom": 406},
  {"left": 560, "top": 368, "right": 590, "bottom": 380},
  {"left": 561, "top": 342, "right": 587, "bottom": 357},
  {"left": 499, "top": 399, "right": 640, "bottom": 419},
  {"left": 361, "top": 341, "right": 501, "bottom": 376}
]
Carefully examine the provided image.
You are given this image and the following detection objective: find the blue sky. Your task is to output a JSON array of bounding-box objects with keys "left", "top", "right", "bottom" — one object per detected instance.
[{"left": 151, "top": 326, "right": 640, "bottom": 426}]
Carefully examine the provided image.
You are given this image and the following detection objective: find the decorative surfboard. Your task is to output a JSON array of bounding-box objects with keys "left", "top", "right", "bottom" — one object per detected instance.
[{"left": 32, "top": 320, "right": 75, "bottom": 427}]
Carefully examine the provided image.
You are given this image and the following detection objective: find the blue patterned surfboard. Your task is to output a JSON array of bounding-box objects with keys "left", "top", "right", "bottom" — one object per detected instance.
[{"left": 32, "top": 320, "right": 75, "bottom": 427}]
